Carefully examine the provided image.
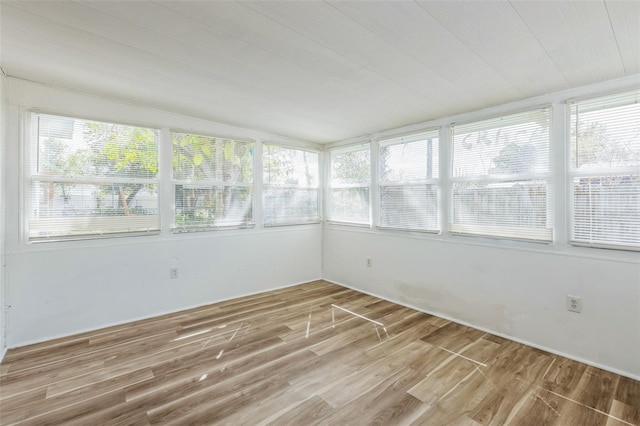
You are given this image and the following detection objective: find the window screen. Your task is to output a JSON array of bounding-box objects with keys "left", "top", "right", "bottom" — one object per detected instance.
[
  {"left": 450, "top": 109, "right": 552, "bottom": 241},
  {"left": 173, "top": 132, "right": 254, "bottom": 231},
  {"left": 28, "top": 113, "right": 159, "bottom": 241},
  {"left": 569, "top": 90, "right": 640, "bottom": 249},
  {"left": 379, "top": 131, "right": 439, "bottom": 231},
  {"left": 263, "top": 145, "right": 319, "bottom": 226}
]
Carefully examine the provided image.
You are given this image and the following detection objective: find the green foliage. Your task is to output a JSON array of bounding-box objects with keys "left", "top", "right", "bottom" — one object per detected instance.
[
  {"left": 173, "top": 134, "right": 253, "bottom": 226},
  {"left": 333, "top": 150, "right": 370, "bottom": 184},
  {"left": 491, "top": 143, "right": 536, "bottom": 174},
  {"left": 173, "top": 133, "right": 253, "bottom": 184},
  {"left": 263, "top": 145, "right": 318, "bottom": 187},
  {"left": 97, "top": 127, "right": 158, "bottom": 178},
  {"left": 571, "top": 122, "right": 639, "bottom": 169}
]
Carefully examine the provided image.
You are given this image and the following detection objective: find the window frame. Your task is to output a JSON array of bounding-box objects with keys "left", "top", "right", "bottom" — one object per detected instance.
[
  {"left": 25, "top": 111, "right": 161, "bottom": 243},
  {"left": 449, "top": 107, "right": 554, "bottom": 243},
  {"left": 567, "top": 89, "right": 640, "bottom": 251},
  {"left": 262, "top": 143, "right": 320, "bottom": 227},
  {"left": 327, "top": 143, "right": 371, "bottom": 226},
  {"left": 377, "top": 130, "right": 440, "bottom": 233},
  {"left": 171, "top": 131, "right": 255, "bottom": 233}
]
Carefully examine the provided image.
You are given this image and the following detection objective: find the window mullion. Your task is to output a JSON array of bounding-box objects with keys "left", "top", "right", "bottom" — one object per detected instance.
[
  {"left": 159, "top": 127, "right": 173, "bottom": 235},
  {"left": 440, "top": 125, "right": 451, "bottom": 236},
  {"left": 551, "top": 103, "right": 567, "bottom": 246},
  {"left": 370, "top": 139, "right": 379, "bottom": 228}
]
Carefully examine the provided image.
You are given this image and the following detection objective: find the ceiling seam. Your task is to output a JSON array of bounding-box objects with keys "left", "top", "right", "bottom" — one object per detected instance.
[
  {"left": 602, "top": 0, "right": 628, "bottom": 75},
  {"left": 3, "top": 2, "right": 330, "bottom": 140},
  {"left": 506, "top": 1, "right": 571, "bottom": 88},
  {"left": 237, "top": 1, "right": 440, "bottom": 105},
  {"left": 150, "top": 0, "right": 415, "bottom": 133},
  {"left": 150, "top": 1, "right": 365, "bottom": 90},
  {"left": 413, "top": 1, "right": 527, "bottom": 97},
  {"left": 322, "top": 0, "right": 468, "bottom": 100}
]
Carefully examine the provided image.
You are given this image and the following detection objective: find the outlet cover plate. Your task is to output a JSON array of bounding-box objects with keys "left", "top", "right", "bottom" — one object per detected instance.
[{"left": 567, "top": 295, "right": 582, "bottom": 313}]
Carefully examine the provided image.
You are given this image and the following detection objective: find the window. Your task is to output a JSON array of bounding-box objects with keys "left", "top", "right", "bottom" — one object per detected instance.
[
  {"left": 450, "top": 109, "right": 552, "bottom": 241},
  {"left": 27, "top": 113, "right": 159, "bottom": 241},
  {"left": 569, "top": 90, "right": 640, "bottom": 250},
  {"left": 173, "top": 133, "right": 254, "bottom": 231},
  {"left": 379, "top": 131, "right": 439, "bottom": 231},
  {"left": 263, "top": 145, "right": 319, "bottom": 226},
  {"left": 329, "top": 145, "right": 370, "bottom": 225}
]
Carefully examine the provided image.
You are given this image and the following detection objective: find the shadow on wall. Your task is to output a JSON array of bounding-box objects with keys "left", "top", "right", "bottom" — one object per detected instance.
[{"left": 394, "top": 281, "right": 511, "bottom": 335}]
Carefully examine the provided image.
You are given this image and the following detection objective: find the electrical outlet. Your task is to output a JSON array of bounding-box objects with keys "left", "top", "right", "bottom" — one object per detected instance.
[
  {"left": 170, "top": 267, "right": 179, "bottom": 279},
  {"left": 366, "top": 257, "right": 372, "bottom": 267},
  {"left": 567, "top": 295, "right": 581, "bottom": 313}
]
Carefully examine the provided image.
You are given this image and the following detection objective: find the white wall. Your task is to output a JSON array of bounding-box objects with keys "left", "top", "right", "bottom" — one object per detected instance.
[
  {"left": 3, "top": 78, "right": 322, "bottom": 347},
  {"left": 323, "top": 227, "right": 639, "bottom": 379},
  {"left": 8, "top": 229, "right": 321, "bottom": 346}
]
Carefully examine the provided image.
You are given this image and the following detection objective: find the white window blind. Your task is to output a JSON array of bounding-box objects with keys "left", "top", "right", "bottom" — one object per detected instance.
[
  {"left": 451, "top": 109, "right": 552, "bottom": 241},
  {"left": 329, "top": 145, "right": 370, "bottom": 225},
  {"left": 263, "top": 145, "right": 319, "bottom": 226},
  {"left": 379, "top": 131, "right": 439, "bottom": 231},
  {"left": 569, "top": 89, "right": 640, "bottom": 250},
  {"left": 173, "top": 133, "right": 254, "bottom": 231},
  {"left": 28, "top": 113, "right": 159, "bottom": 241}
]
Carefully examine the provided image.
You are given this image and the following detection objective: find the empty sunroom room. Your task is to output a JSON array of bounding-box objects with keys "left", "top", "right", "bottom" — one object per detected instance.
[{"left": 0, "top": 1, "right": 639, "bottom": 425}]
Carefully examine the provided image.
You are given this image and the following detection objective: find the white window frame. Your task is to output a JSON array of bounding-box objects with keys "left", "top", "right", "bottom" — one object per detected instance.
[
  {"left": 328, "top": 143, "right": 371, "bottom": 226},
  {"left": 171, "top": 131, "right": 255, "bottom": 232},
  {"left": 25, "top": 111, "right": 160, "bottom": 242},
  {"left": 567, "top": 89, "right": 640, "bottom": 251},
  {"left": 263, "top": 143, "right": 320, "bottom": 227},
  {"left": 378, "top": 130, "right": 440, "bottom": 233},
  {"left": 449, "top": 107, "right": 553, "bottom": 242}
]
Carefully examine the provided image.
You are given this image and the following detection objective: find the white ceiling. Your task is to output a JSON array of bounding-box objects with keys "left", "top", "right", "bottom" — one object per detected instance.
[{"left": 1, "top": 1, "right": 638, "bottom": 143}]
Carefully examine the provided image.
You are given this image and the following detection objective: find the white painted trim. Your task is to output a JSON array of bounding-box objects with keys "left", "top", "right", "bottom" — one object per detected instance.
[
  {"left": 370, "top": 138, "right": 379, "bottom": 228},
  {"left": 323, "top": 223, "right": 640, "bottom": 264},
  {"left": 325, "top": 279, "right": 640, "bottom": 382},
  {"left": 159, "top": 128, "right": 174, "bottom": 235},
  {"left": 6, "top": 224, "right": 322, "bottom": 256},
  {"left": 254, "top": 139, "right": 264, "bottom": 229}
]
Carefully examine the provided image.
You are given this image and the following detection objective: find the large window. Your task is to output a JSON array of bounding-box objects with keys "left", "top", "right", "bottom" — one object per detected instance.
[
  {"left": 173, "top": 133, "right": 254, "bottom": 231},
  {"left": 379, "top": 131, "right": 439, "bottom": 231},
  {"left": 329, "top": 145, "right": 370, "bottom": 225},
  {"left": 450, "top": 109, "right": 552, "bottom": 241},
  {"left": 569, "top": 90, "right": 640, "bottom": 249},
  {"left": 27, "top": 113, "right": 159, "bottom": 241},
  {"left": 263, "top": 145, "right": 319, "bottom": 226}
]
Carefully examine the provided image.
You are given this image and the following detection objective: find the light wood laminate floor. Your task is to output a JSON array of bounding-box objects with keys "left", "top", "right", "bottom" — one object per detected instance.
[{"left": 1, "top": 280, "right": 638, "bottom": 425}]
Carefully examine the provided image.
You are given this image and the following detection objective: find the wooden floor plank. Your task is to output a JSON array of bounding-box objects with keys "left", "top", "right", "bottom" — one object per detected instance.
[{"left": 0, "top": 280, "right": 637, "bottom": 425}]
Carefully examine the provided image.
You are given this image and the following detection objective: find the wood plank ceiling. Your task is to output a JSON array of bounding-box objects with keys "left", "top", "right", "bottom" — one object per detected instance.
[{"left": 1, "top": 1, "right": 638, "bottom": 143}]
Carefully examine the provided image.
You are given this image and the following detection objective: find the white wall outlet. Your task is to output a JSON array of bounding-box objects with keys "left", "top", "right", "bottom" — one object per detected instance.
[
  {"left": 366, "top": 257, "right": 372, "bottom": 267},
  {"left": 170, "top": 267, "right": 179, "bottom": 279},
  {"left": 567, "top": 295, "right": 581, "bottom": 313}
]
